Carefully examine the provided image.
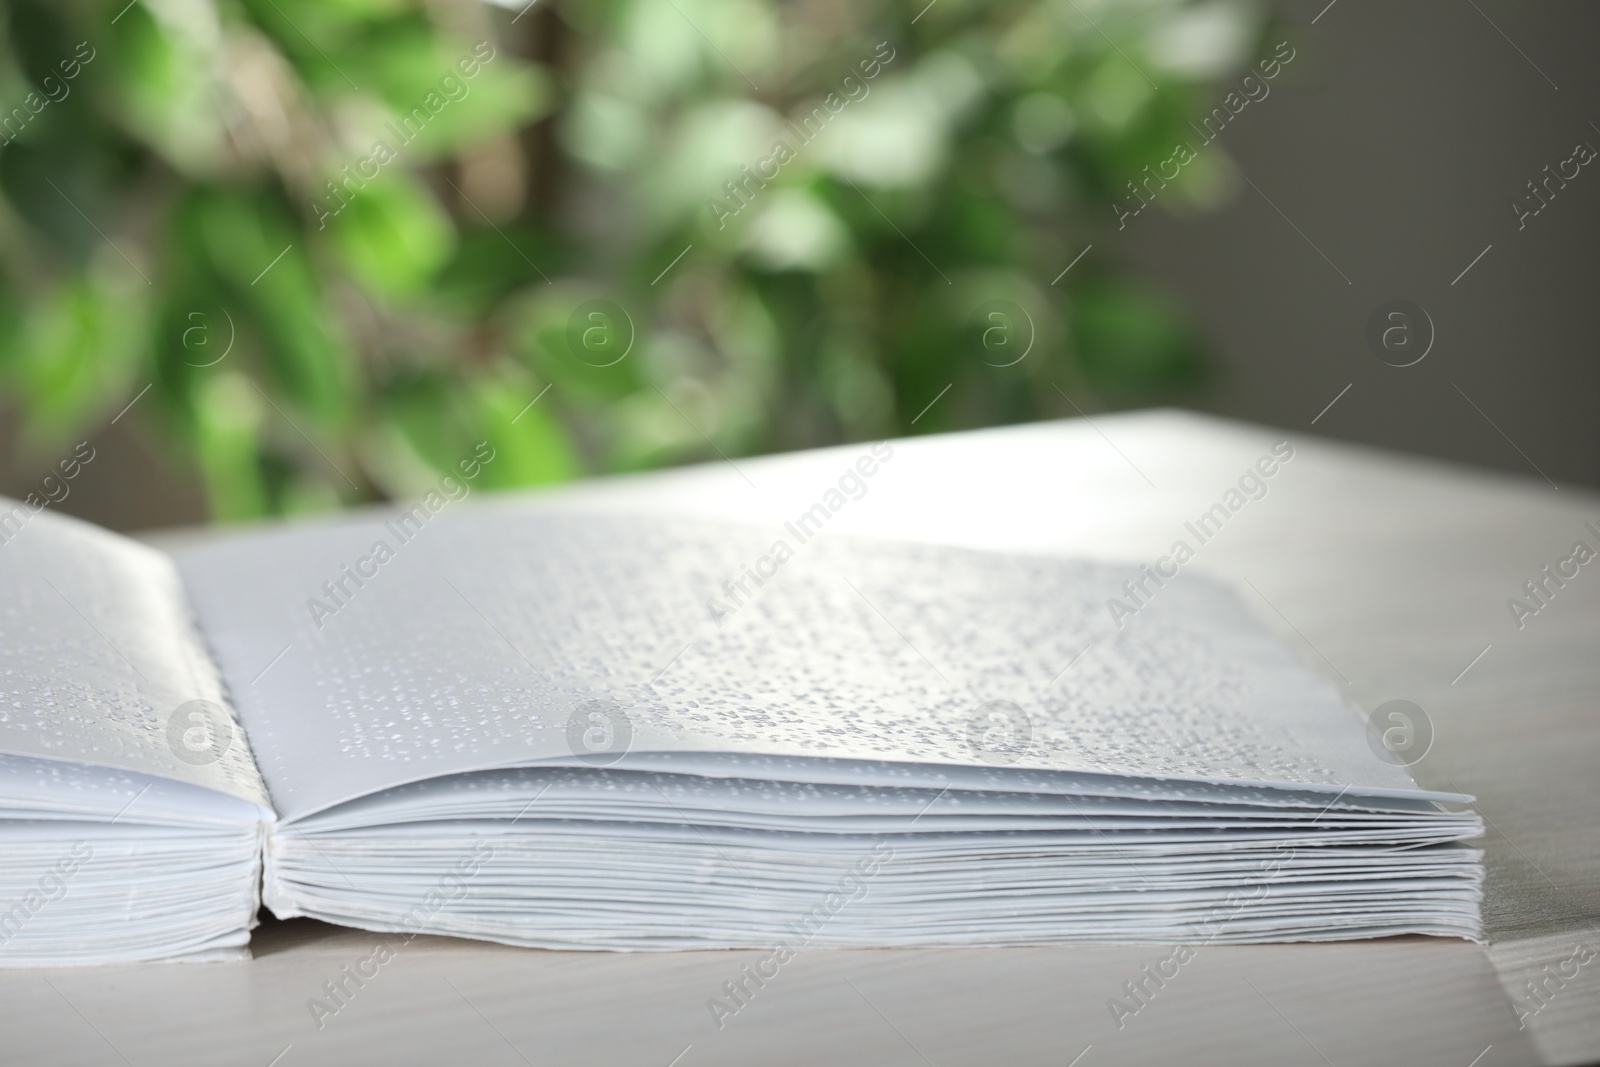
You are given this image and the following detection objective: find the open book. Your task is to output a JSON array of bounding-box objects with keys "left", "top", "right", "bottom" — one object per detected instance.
[{"left": 0, "top": 492, "right": 1483, "bottom": 965}]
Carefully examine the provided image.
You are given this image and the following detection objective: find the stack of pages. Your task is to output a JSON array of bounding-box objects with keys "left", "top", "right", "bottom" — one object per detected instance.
[{"left": 0, "top": 496, "right": 1482, "bottom": 964}]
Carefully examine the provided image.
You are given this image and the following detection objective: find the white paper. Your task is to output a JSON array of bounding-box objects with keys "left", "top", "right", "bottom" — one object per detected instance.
[
  {"left": 177, "top": 506, "right": 1426, "bottom": 822},
  {"left": 0, "top": 502, "right": 268, "bottom": 808}
]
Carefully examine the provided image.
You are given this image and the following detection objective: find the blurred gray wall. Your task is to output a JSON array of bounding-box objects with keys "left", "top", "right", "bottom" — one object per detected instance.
[{"left": 1118, "top": 0, "right": 1600, "bottom": 487}]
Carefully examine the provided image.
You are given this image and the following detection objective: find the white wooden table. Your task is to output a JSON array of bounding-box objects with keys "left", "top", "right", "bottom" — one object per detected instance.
[{"left": 4, "top": 411, "right": 1595, "bottom": 1066}]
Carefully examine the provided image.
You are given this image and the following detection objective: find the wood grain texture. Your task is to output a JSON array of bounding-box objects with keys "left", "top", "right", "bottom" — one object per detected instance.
[
  {"left": 0, "top": 919, "right": 1532, "bottom": 1067},
  {"left": 7, "top": 410, "right": 1591, "bottom": 1066}
]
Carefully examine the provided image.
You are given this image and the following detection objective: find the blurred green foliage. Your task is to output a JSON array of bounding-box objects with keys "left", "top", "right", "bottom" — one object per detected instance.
[{"left": 0, "top": 0, "right": 1272, "bottom": 519}]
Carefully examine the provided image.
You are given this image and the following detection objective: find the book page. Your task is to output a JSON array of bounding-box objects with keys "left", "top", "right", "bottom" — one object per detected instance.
[
  {"left": 0, "top": 499, "right": 268, "bottom": 808},
  {"left": 176, "top": 503, "right": 1419, "bottom": 822}
]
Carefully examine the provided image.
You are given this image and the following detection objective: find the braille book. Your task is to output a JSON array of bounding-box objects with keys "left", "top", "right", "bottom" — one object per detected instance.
[{"left": 0, "top": 495, "right": 1481, "bottom": 965}]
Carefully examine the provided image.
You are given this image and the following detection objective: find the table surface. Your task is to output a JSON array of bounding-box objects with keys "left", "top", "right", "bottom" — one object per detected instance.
[{"left": 4, "top": 410, "right": 1596, "bottom": 1067}]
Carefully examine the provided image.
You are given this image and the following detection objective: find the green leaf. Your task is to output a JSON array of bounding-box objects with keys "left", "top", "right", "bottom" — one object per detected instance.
[
  {"left": 470, "top": 376, "right": 578, "bottom": 489},
  {"left": 187, "top": 187, "right": 356, "bottom": 426},
  {"left": 322, "top": 172, "right": 455, "bottom": 297},
  {"left": 377, "top": 371, "right": 577, "bottom": 492},
  {"left": 1068, "top": 277, "right": 1204, "bottom": 391},
  {"left": 191, "top": 372, "right": 271, "bottom": 521},
  {"left": 16, "top": 271, "right": 143, "bottom": 440},
  {"left": 512, "top": 286, "right": 644, "bottom": 405},
  {"left": 342, "top": 31, "right": 552, "bottom": 160}
]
